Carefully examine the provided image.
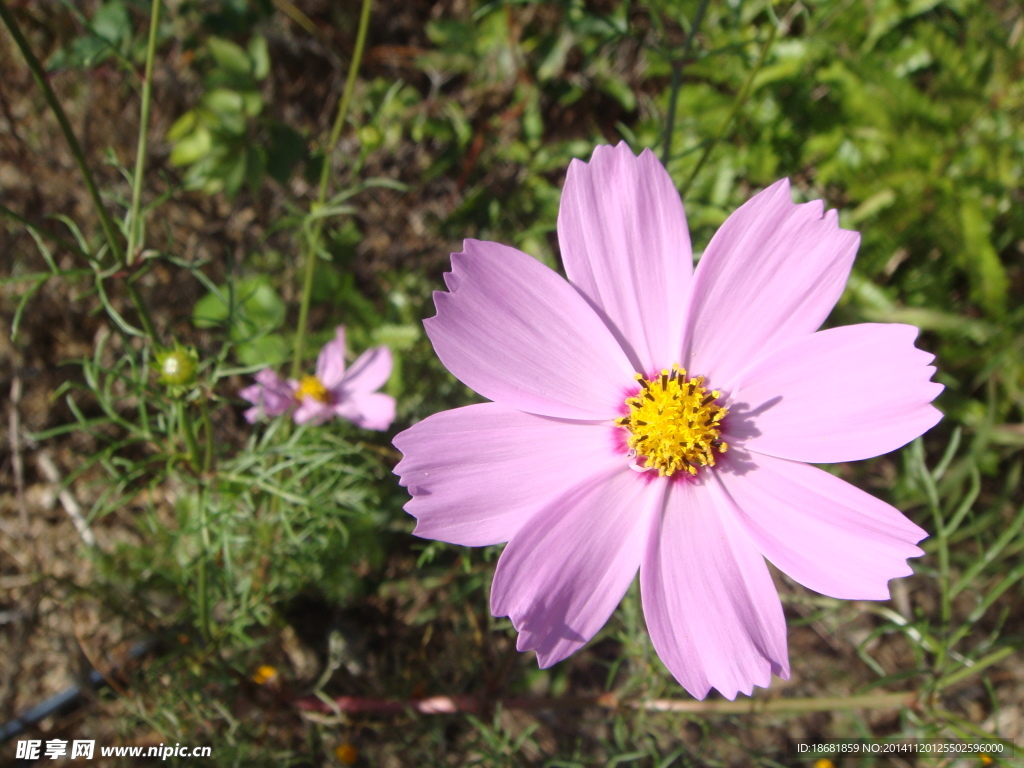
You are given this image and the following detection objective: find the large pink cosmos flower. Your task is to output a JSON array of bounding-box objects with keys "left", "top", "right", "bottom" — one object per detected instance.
[
  {"left": 240, "top": 326, "right": 395, "bottom": 430},
  {"left": 393, "top": 144, "right": 942, "bottom": 700}
]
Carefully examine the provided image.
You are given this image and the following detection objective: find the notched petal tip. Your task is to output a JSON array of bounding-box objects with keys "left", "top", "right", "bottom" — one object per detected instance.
[
  {"left": 490, "top": 467, "right": 660, "bottom": 669},
  {"left": 734, "top": 323, "right": 945, "bottom": 463},
  {"left": 559, "top": 142, "right": 693, "bottom": 372},
  {"left": 641, "top": 481, "right": 789, "bottom": 701},
  {"left": 684, "top": 177, "right": 864, "bottom": 388},
  {"left": 720, "top": 454, "right": 931, "bottom": 601}
]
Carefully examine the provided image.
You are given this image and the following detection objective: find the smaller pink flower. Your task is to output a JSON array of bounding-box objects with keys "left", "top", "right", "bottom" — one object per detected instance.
[
  {"left": 293, "top": 327, "right": 395, "bottom": 429},
  {"left": 240, "top": 326, "right": 395, "bottom": 430},
  {"left": 240, "top": 369, "right": 294, "bottom": 423}
]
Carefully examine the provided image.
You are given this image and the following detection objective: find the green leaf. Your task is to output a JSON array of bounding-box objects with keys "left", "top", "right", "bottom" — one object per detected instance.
[
  {"left": 166, "top": 110, "right": 198, "bottom": 142},
  {"left": 848, "top": 188, "right": 896, "bottom": 225},
  {"left": 192, "top": 277, "right": 286, "bottom": 343},
  {"left": 236, "top": 333, "right": 289, "bottom": 367},
  {"left": 91, "top": 0, "right": 131, "bottom": 47},
  {"left": 241, "top": 91, "right": 263, "bottom": 117},
  {"left": 248, "top": 35, "right": 270, "bottom": 80},
  {"left": 203, "top": 88, "right": 245, "bottom": 116},
  {"left": 536, "top": 31, "right": 574, "bottom": 81},
  {"left": 370, "top": 323, "right": 420, "bottom": 352},
  {"left": 220, "top": 149, "right": 249, "bottom": 198},
  {"left": 202, "top": 89, "right": 249, "bottom": 134},
  {"left": 207, "top": 36, "right": 252, "bottom": 77},
  {"left": 47, "top": 0, "right": 131, "bottom": 69},
  {"left": 169, "top": 126, "right": 213, "bottom": 166},
  {"left": 958, "top": 198, "right": 1008, "bottom": 317}
]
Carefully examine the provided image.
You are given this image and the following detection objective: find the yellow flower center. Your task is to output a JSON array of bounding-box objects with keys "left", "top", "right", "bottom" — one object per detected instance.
[
  {"left": 616, "top": 364, "right": 728, "bottom": 477},
  {"left": 295, "top": 375, "right": 330, "bottom": 403}
]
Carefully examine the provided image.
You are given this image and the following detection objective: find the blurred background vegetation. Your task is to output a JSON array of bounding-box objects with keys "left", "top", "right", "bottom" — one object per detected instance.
[{"left": 1, "top": 0, "right": 1022, "bottom": 765}]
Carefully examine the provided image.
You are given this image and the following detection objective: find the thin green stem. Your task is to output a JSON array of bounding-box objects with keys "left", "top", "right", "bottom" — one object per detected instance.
[
  {"left": 178, "top": 400, "right": 202, "bottom": 472},
  {"left": 178, "top": 401, "right": 212, "bottom": 639},
  {"left": 0, "top": 202, "right": 88, "bottom": 260},
  {"left": 0, "top": 0, "right": 124, "bottom": 263},
  {"left": 907, "top": 438, "right": 951, "bottom": 674},
  {"left": 292, "top": 0, "right": 373, "bottom": 378},
  {"left": 125, "top": 0, "right": 163, "bottom": 266},
  {"left": 679, "top": 21, "right": 778, "bottom": 198},
  {"left": 195, "top": 483, "right": 212, "bottom": 642},
  {"left": 661, "top": 0, "right": 710, "bottom": 166},
  {"left": 934, "top": 647, "right": 1014, "bottom": 692},
  {"left": 127, "top": 281, "right": 160, "bottom": 342},
  {"left": 199, "top": 395, "right": 214, "bottom": 473},
  {"left": 923, "top": 479, "right": 951, "bottom": 673},
  {"left": 292, "top": 240, "right": 319, "bottom": 379}
]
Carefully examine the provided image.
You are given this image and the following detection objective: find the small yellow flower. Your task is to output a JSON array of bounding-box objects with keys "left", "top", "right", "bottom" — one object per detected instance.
[
  {"left": 252, "top": 664, "right": 277, "bottom": 685},
  {"left": 813, "top": 760, "right": 835, "bottom": 768},
  {"left": 334, "top": 743, "right": 358, "bottom": 765},
  {"left": 980, "top": 754, "right": 994, "bottom": 766}
]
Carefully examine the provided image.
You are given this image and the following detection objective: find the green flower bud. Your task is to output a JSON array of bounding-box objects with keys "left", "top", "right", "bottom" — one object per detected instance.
[
  {"left": 155, "top": 345, "right": 199, "bottom": 387},
  {"left": 358, "top": 124, "right": 383, "bottom": 151}
]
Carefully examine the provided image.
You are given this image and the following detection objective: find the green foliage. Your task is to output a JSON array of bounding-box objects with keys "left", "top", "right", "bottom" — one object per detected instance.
[
  {"left": 654, "top": 0, "right": 1022, "bottom": 329},
  {"left": 192, "top": 274, "right": 289, "bottom": 366},
  {"left": 167, "top": 34, "right": 305, "bottom": 196},
  {"left": 48, "top": 0, "right": 138, "bottom": 70}
]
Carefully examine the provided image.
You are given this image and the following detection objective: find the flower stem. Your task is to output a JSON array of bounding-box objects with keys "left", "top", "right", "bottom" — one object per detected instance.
[
  {"left": 178, "top": 400, "right": 213, "bottom": 639},
  {"left": 199, "top": 395, "right": 214, "bottom": 473},
  {"left": 125, "top": 0, "right": 163, "bottom": 267},
  {"left": 292, "top": 0, "right": 373, "bottom": 378},
  {"left": 195, "top": 483, "right": 212, "bottom": 642},
  {"left": 127, "top": 280, "right": 160, "bottom": 342},
  {"left": 660, "top": 0, "right": 710, "bottom": 167},
  {"left": 0, "top": 0, "right": 124, "bottom": 264},
  {"left": 178, "top": 400, "right": 202, "bottom": 472},
  {"left": 679, "top": 20, "right": 778, "bottom": 198},
  {"left": 295, "top": 690, "right": 922, "bottom": 716}
]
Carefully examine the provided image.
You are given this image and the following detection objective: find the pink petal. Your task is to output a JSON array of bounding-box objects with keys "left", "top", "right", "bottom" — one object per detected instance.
[
  {"left": 341, "top": 345, "right": 392, "bottom": 393},
  {"left": 293, "top": 398, "right": 334, "bottom": 425},
  {"left": 425, "top": 239, "right": 635, "bottom": 420},
  {"left": 557, "top": 143, "right": 692, "bottom": 372},
  {"left": 490, "top": 466, "right": 662, "bottom": 667},
  {"left": 240, "top": 369, "right": 294, "bottom": 422},
  {"left": 317, "top": 326, "right": 347, "bottom": 389},
  {"left": 729, "top": 323, "right": 943, "bottom": 463},
  {"left": 682, "top": 180, "right": 860, "bottom": 390},
  {"left": 334, "top": 391, "right": 395, "bottom": 431},
  {"left": 715, "top": 452, "right": 926, "bottom": 600},
  {"left": 640, "top": 478, "right": 789, "bottom": 700},
  {"left": 393, "top": 403, "right": 623, "bottom": 547}
]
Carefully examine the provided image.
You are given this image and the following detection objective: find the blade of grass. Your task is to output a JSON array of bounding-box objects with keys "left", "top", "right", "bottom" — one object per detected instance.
[
  {"left": 292, "top": 0, "right": 373, "bottom": 377},
  {"left": 125, "top": 0, "right": 163, "bottom": 266},
  {"left": 949, "top": 502, "right": 1024, "bottom": 598}
]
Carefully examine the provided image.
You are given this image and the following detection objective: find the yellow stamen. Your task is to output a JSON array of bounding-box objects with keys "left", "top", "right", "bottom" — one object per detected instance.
[
  {"left": 295, "top": 375, "right": 330, "bottom": 403},
  {"left": 616, "top": 364, "right": 728, "bottom": 477}
]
